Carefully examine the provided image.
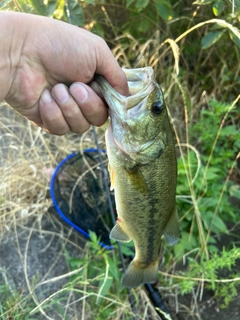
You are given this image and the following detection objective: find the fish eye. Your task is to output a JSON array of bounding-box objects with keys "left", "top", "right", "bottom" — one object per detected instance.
[{"left": 151, "top": 100, "right": 164, "bottom": 115}]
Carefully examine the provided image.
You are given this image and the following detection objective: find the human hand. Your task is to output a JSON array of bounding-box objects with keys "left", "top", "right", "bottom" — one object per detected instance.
[{"left": 1, "top": 12, "right": 128, "bottom": 135}]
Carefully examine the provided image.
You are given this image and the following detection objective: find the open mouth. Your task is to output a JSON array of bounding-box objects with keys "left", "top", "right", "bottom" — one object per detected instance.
[{"left": 126, "top": 97, "right": 148, "bottom": 118}]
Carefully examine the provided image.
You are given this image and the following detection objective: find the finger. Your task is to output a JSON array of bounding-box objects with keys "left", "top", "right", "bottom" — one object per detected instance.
[
  {"left": 90, "top": 81, "right": 103, "bottom": 99},
  {"left": 39, "top": 88, "right": 70, "bottom": 135},
  {"left": 51, "top": 83, "right": 90, "bottom": 133},
  {"left": 94, "top": 38, "right": 130, "bottom": 96},
  {"left": 69, "top": 82, "right": 108, "bottom": 126}
]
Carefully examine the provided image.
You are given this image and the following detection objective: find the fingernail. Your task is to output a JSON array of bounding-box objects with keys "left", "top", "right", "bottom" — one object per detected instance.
[
  {"left": 52, "top": 84, "right": 69, "bottom": 103},
  {"left": 41, "top": 89, "right": 52, "bottom": 103},
  {"left": 70, "top": 83, "right": 88, "bottom": 103}
]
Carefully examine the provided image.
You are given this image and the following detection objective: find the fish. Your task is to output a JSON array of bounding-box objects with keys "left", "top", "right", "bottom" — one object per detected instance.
[{"left": 95, "top": 67, "right": 179, "bottom": 288}]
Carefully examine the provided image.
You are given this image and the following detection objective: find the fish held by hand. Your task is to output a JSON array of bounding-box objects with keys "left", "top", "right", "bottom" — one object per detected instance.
[{"left": 95, "top": 67, "right": 179, "bottom": 288}]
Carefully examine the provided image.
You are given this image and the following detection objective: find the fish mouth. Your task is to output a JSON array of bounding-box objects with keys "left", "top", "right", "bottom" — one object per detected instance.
[{"left": 94, "top": 67, "right": 155, "bottom": 113}]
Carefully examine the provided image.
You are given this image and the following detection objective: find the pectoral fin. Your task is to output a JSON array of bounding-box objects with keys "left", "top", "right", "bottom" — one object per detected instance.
[
  {"left": 108, "top": 163, "right": 115, "bottom": 191},
  {"left": 125, "top": 167, "right": 148, "bottom": 194},
  {"left": 110, "top": 223, "right": 131, "bottom": 242},
  {"left": 163, "top": 204, "right": 180, "bottom": 246}
]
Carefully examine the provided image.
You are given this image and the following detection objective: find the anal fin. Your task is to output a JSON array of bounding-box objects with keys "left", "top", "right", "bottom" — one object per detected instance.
[{"left": 110, "top": 223, "right": 131, "bottom": 242}]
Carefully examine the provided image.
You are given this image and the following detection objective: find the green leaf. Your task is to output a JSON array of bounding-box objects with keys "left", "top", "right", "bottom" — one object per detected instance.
[
  {"left": 108, "top": 259, "right": 120, "bottom": 282},
  {"left": 84, "top": 0, "right": 95, "bottom": 4},
  {"left": 88, "top": 230, "right": 98, "bottom": 243},
  {"left": 138, "top": 19, "right": 151, "bottom": 33},
  {"left": 136, "top": 0, "right": 149, "bottom": 9},
  {"left": 68, "top": 258, "right": 84, "bottom": 269},
  {"left": 28, "top": 0, "right": 47, "bottom": 15},
  {"left": 213, "top": 0, "right": 223, "bottom": 16},
  {"left": 205, "top": 170, "right": 219, "bottom": 180},
  {"left": 154, "top": 2, "right": 172, "bottom": 20},
  {"left": 229, "top": 185, "right": 240, "bottom": 199},
  {"left": 205, "top": 214, "right": 227, "bottom": 234},
  {"left": 201, "top": 30, "right": 225, "bottom": 49},
  {"left": 220, "top": 125, "right": 239, "bottom": 136},
  {"left": 66, "top": 0, "right": 84, "bottom": 26},
  {"left": 126, "top": 0, "right": 135, "bottom": 7},
  {"left": 120, "top": 241, "right": 134, "bottom": 257},
  {"left": 174, "top": 232, "right": 197, "bottom": 258},
  {"left": 229, "top": 31, "right": 240, "bottom": 48}
]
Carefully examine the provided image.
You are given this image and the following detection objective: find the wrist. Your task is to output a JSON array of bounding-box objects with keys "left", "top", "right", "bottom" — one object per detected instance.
[{"left": 0, "top": 12, "right": 26, "bottom": 101}]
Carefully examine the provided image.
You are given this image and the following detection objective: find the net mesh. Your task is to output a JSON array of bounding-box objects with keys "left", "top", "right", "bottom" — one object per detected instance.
[{"left": 52, "top": 150, "right": 115, "bottom": 245}]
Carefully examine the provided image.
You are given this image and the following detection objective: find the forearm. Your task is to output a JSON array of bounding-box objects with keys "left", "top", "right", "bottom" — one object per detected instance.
[{"left": 0, "top": 12, "right": 26, "bottom": 101}]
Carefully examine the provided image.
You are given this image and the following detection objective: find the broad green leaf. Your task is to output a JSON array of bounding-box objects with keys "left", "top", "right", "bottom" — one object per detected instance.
[
  {"left": 229, "top": 30, "right": 240, "bottom": 48},
  {"left": 207, "top": 236, "right": 217, "bottom": 244},
  {"left": 108, "top": 259, "right": 120, "bottom": 282},
  {"left": 88, "top": 230, "right": 98, "bottom": 243},
  {"left": 28, "top": 0, "right": 47, "bottom": 15},
  {"left": 47, "top": 0, "right": 60, "bottom": 17},
  {"left": 84, "top": 0, "right": 95, "bottom": 4},
  {"left": 220, "top": 125, "right": 239, "bottom": 136},
  {"left": 68, "top": 258, "right": 84, "bottom": 269},
  {"left": 213, "top": 0, "right": 223, "bottom": 16},
  {"left": 64, "top": 0, "right": 84, "bottom": 26},
  {"left": 235, "top": 1, "right": 240, "bottom": 9},
  {"left": 120, "top": 241, "right": 134, "bottom": 257},
  {"left": 126, "top": 0, "right": 135, "bottom": 7},
  {"left": 199, "top": 197, "right": 219, "bottom": 209},
  {"left": 154, "top": 2, "right": 172, "bottom": 21},
  {"left": 201, "top": 30, "right": 225, "bottom": 49},
  {"left": 204, "top": 213, "right": 227, "bottom": 233},
  {"left": 136, "top": 0, "right": 149, "bottom": 9},
  {"left": 138, "top": 19, "right": 151, "bottom": 33},
  {"left": 205, "top": 170, "right": 219, "bottom": 180},
  {"left": 208, "top": 245, "right": 219, "bottom": 252},
  {"left": 211, "top": 215, "right": 227, "bottom": 233},
  {"left": 229, "top": 185, "right": 240, "bottom": 199}
]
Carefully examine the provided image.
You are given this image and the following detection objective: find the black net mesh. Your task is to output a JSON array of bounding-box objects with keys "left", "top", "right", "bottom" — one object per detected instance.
[{"left": 52, "top": 150, "right": 115, "bottom": 245}]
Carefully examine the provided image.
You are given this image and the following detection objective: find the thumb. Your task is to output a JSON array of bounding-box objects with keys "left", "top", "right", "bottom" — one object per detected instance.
[{"left": 94, "top": 38, "right": 129, "bottom": 96}]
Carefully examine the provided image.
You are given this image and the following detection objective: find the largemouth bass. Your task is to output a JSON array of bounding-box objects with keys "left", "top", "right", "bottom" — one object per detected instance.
[{"left": 95, "top": 67, "right": 179, "bottom": 288}]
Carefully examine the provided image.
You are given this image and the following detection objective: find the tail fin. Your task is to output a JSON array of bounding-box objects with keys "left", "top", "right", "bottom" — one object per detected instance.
[{"left": 121, "top": 260, "right": 158, "bottom": 288}]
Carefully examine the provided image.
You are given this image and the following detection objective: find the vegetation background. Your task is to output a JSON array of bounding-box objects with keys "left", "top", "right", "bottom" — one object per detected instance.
[{"left": 0, "top": 0, "right": 239, "bottom": 319}]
